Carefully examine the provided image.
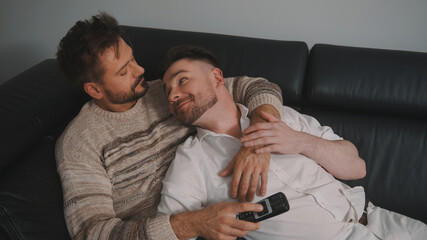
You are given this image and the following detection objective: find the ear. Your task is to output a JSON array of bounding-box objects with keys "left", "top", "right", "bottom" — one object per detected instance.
[
  {"left": 83, "top": 82, "right": 103, "bottom": 100},
  {"left": 211, "top": 68, "right": 224, "bottom": 88}
]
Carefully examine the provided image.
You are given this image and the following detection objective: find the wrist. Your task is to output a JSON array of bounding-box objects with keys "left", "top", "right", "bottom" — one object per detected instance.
[
  {"left": 170, "top": 212, "right": 199, "bottom": 239},
  {"left": 300, "top": 133, "right": 324, "bottom": 161},
  {"left": 240, "top": 145, "right": 257, "bottom": 154},
  {"left": 300, "top": 132, "right": 318, "bottom": 156}
]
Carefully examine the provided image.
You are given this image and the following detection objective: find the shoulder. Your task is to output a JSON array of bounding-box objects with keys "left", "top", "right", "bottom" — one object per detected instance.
[
  {"left": 147, "top": 79, "right": 164, "bottom": 94},
  {"left": 282, "top": 106, "right": 303, "bottom": 122},
  {"left": 282, "top": 106, "right": 342, "bottom": 140},
  {"left": 281, "top": 105, "right": 319, "bottom": 132},
  {"left": 55, "top": 101, "right": 105, "bottom": 164},
  {"left": 174, "top": 135, "right": 203, "bottom": 162},
  {"left": 141, "top": 79, "right": 169, "bottom": 108},
  {"left": 57, "top": 102, "right": 97, "bottom": 142},
  {"left": 166, "top": 135, "right": 205, "bottom": 176}
]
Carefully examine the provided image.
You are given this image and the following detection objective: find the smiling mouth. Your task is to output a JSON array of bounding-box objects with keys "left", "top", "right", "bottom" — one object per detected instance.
[
  {"left": 176, "top": 100, "right": 192, "bottom": 111},
  {"left": 173, "top": 97, "right": 193, "bottom": 112}
]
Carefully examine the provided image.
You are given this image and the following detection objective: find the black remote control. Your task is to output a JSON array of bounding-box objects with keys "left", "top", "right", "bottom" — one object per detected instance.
[{"left": 236, "top": 192, "right": 290, "bottom": 222}]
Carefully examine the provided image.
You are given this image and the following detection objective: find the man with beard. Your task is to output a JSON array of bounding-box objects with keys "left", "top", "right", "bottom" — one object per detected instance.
[
  {"left": 55, "top": 13, "right": 287, "bottom": 240},
  {"left": 158, "top": 45, "right": 427, "bottom": 240}
]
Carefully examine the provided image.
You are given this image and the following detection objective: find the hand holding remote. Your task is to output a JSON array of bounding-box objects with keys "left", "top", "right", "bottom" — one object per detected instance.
[{"left": 237, "top": 192, "right": 290, "bottom": 222}]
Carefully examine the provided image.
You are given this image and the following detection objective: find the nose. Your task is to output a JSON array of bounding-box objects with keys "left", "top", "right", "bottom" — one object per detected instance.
[
  {"left": 168, "top": 87, "right": 182, "bottom": 104},
  {"left": 131, "top": 61, "right": 145, "bottom": 78}
]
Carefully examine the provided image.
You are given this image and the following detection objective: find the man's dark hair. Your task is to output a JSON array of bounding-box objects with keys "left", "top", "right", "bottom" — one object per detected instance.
[
  {"left": 56, "top": 12, "right": 122, "bottom": 90},
  {"left": 161, "top": 45, "right": 220, "bottom": 78}
]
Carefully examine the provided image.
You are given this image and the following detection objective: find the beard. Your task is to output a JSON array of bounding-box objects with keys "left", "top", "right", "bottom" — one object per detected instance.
[
  {"left": 104, "top": 75, "right": 149, "bottom": 104},
  {"left": 174, "top": 87, "right": 218, "bottom": 126}
]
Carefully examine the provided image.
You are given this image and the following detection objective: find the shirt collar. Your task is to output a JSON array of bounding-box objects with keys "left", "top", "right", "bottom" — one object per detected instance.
[{"left": 196, "top": 104, "right": 250, "bottom": 142}]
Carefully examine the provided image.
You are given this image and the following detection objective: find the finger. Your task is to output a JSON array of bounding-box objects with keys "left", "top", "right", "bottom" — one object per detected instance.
[
  {"left": 258, "top": 170, "right": 268, "bottom": 197},
  {"left": 238, "top": 172, "right": 251, "bottom": 202},
  {"left": 219, "top": 157, "right": 236, "bottom": 177},
  {"left": 231, "top": 218, "right": 260, "bottom": 232},
  {"left": 230, "top": 163, "right": 243, "bottom": 199},
  {"left": 243, "top": 136, "right": 280, "bottom": 148},
  {"left": 259, "top": 111, "right": 280, "bottom": 122},
  {"left": 246, "top": 170, "right": 261, "bottom": 202},
  {"left": 242, "top": 122, "right": 274, "bottom": 135},
  {"left": 255, "top": 145, "right": 279, "bottom": 154},
  {"left": 240, "top": 129, "right": 276, "bottom": 143}
]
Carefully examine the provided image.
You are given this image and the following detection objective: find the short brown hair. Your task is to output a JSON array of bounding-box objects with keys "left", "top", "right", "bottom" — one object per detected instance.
[
  {"left": 56, "top": 12, "right": 122, "bottom": 90},
  {"left": 161, "top": 45, "right": 220, "bottom": 78}
]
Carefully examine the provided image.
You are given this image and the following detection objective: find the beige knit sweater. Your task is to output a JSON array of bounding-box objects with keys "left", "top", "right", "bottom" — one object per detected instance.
[{"left": 56, "top": 76, "right": 283, "bottom": 240}]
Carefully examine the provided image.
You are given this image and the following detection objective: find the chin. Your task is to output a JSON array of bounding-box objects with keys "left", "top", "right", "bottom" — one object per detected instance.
[{"left": 174, "top": 114, "right": 192, "bottom": 126}]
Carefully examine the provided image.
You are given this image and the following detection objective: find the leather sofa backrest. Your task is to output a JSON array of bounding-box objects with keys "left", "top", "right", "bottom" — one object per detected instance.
[
  {"left": 122, "top": 26, "right": 309, "bottom": 106},
  {"left": 305, "top": 44, "right": 427, "bottom": 119},
  {"left": 303, "top": 44, "right": 427, "bottom": 223}
]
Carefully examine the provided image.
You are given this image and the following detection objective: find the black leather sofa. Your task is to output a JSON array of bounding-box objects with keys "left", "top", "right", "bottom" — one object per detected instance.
[{"left": 1, "top": 26, "right": 426, "bottom": 239}]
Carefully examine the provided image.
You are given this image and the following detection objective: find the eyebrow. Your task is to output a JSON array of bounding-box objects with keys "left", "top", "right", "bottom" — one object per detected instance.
[
  {"left": 162, "top": 70, "right": 188, "bottom": 93},
  {"left": 170, "top": 70, "right": 187, "bottom": 80},
  {"left": 114, "top": 50, "right": 134, "bottom": 75}
]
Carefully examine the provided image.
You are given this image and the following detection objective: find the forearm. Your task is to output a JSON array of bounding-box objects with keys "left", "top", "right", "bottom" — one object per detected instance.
[
  {"left": 250, "top": 104, "right": 280, "bottom": 124},
  {"left": 58, "top": 156, "right": 175, "bottom": 239},
  {"left": 302, "top": 134, "right": 366, "bottom": 180},
  {"left": 224, "top": 76, "right": 284, "bottom": 118}
]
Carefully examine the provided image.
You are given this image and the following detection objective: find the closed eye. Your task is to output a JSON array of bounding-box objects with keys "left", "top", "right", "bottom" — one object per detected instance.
[{"left": 179, "top": 78, "right": 187, "bottom": 84}]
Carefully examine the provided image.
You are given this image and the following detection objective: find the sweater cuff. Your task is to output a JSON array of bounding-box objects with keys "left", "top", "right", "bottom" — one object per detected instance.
[
  {"left": 247, "top": 94, "right": 285, "bottom": 119},
  {"left": 144, "top": 214, "right": 178, "bottom": 240}
]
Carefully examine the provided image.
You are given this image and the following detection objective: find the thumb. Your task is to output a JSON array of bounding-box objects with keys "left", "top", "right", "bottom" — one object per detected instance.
[
  {"left": 219, "top": 157, "right": 236, "bottom": 177},
  {"left": 234, "top": 202, "right": 264, "bottom": 213},
  {"left": 260, "top": 111, "right": 280, "bottom": 123}
]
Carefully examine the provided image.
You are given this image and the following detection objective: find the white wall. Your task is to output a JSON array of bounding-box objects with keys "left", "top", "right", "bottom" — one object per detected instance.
[{"left": 1, "top": 0, "right": 427, "bottom": 84}]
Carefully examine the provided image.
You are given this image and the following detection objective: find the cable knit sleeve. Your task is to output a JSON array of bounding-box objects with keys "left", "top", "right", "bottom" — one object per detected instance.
[
  {"left": 56, "top": 131, "right": 178, "bottom": 240},
  {"left": 223, "top": 76, "right": 284, "bottom": 118}
]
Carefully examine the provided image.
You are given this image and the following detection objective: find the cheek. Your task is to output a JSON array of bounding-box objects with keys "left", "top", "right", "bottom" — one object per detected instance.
[{"left": 114, "top": 78, "right": 133, "bottom": 90}]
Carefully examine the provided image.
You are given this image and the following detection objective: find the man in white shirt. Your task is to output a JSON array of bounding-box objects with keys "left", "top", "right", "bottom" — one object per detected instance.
[{"left": 158, "top": 45, "right": 427, "bottom": 240}]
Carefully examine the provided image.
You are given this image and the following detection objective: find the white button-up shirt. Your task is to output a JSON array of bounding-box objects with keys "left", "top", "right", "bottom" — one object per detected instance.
[{"left": 158, "top": 104, "right": 366, "bottom": 240}]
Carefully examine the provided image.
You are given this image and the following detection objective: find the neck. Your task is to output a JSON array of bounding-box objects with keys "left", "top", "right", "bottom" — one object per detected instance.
[{"left": 194, "top": 93, "right": 243, "bottom": 139}]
